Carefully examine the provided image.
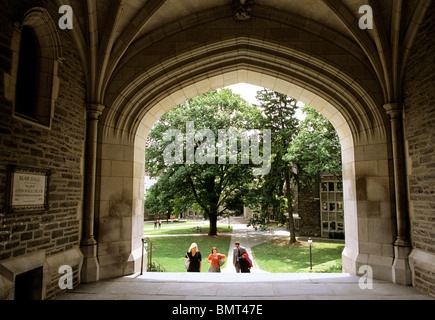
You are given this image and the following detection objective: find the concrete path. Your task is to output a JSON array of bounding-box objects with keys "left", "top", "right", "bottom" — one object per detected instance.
[
  {"left": 55, "top": 217, "right": 433, "bottom": 300},
  {"left": 221, "top": 216, "right": 288, "bottom": 273}
]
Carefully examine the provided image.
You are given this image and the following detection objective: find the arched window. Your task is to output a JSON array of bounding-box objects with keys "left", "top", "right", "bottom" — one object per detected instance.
[
  {"left": 5, "top": 8, "right": 62, "bottom": 128},
  {"left": 14, "top": 25, "right": 41, "bottom": 122}
]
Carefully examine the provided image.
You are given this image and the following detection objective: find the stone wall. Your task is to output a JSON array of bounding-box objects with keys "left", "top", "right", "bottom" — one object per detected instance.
[
  {"left": 0, "top": 1, "right": 85, "bottom": 299},
  {"left": 297, "top": 178, "right": 321, "bottom": 237},
  {"left": 403, "top": 3, "right": 435, "bottom": 296}
]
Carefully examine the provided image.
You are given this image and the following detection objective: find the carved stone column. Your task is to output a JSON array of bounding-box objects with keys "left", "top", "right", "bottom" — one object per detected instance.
[
  {"left": 80, "top": 104, "right": 105, "bottom": 283},
  {"left": 384, "top": 103, "right": 412, "bottom": 285}
]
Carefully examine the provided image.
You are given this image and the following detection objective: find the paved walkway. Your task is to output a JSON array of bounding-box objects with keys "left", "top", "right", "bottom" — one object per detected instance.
[
  {"left": 221, "top": 217, "right": 289, "bottom": 273},
  {"left": 55, "top": 217, "right": 433, "bottom": 300}
]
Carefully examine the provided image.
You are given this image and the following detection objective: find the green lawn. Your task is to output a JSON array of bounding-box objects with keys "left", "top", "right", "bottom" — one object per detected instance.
[
  {"left": 144, "top": 225, "right": 232, "bottom": 236},
  {"left": 145, "top": 235, "right": 232, "bottom": 272},
  {"left": 251, "top": 237, "right": 345, "bottom": 273},
  {"left": 144, "top": 220, "right": 199, "bottom": 230},
  {"left": 143, "top": 222, "right": 344, "bottom": 273}
]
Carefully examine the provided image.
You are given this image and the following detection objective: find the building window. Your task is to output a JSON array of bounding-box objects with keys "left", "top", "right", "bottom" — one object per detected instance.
[
  {"left": 14, "top": 26, "right": 42, "bottom": 123},
  {"left": 5, "top": 8, "right": 62, "bottom": 129},
  {"left": 320, "top": 180, "right": 344, "bottom": 239}
]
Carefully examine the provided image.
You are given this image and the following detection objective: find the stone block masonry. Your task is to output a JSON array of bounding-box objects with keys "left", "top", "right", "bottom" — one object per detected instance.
[
  {"left": 403, "top": 3, "right": 435, "bottom": 297},
  {"left": 297, "top": 178, "right": 321, "bottom": 237},
  {"left": 0, "top": 0, "right": 86, "bottom": 299}
]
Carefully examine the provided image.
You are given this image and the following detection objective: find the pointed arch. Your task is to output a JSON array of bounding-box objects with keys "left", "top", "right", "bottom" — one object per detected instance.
[{"left": 5, "top": 7, "right": 63, "bottom": 128}]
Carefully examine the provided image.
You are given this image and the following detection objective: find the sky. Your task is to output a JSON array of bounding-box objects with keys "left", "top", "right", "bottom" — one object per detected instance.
[
  {"left": 225, "top": 83, "right": 306, "bottom": 119},
  {"left": 225, "top": 83, "right": 263, "bottom": 105}
]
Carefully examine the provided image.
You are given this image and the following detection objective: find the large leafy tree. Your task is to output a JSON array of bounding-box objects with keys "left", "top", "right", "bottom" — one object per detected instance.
[
  {"left": 145, "top": 89, "right": 264, "bottom": 235},
  {"left": 284, "top": 105, "right": 342, "bottom": 182},
  {"left": 253, "top": 89, "right": 300, "bottom": 244},
  {"left": 144, "top": 174, "right": 190, "bottom": 221}
]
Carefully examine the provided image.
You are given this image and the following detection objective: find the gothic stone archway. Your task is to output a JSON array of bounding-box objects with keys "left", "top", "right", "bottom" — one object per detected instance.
[
  {"left": 2, "top": 0, "right": 433, "bottom": 300},
  {"left": 94, "top": 18, "right": 399, "bottom": 283}
]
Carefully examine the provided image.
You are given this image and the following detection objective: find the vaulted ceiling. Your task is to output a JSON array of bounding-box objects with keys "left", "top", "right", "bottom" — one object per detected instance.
[{"left": 56, "top": 0, "right": 432, "bottom": 107}]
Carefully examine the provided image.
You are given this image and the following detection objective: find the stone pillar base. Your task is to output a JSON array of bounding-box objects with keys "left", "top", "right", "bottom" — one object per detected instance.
[
  {"left": 342, "top": 246, "right": 359, "bottom": 275},
  {"left": 343, "top": 247, "right": 395, "bottom": 282},
  {"left": 392, "top": 244, "right": 412, "bottom": 285},
  {"left": 80, "top": 243, "right": 100, "bottom": 283},
  {"left": 97, "top": 246, "right": 143, "bottom": 280}
]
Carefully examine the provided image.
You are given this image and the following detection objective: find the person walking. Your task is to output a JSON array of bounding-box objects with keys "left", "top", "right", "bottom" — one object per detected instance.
[
  {"left": 240, "top": 252, "right": 252, "bottom": 273},
  {"left": 233, "top": 241, "right": 248, "bottom": 273},
  {"left": 207, "top": 247, "right": 226, "bottom": 273},
  {"left": 185, "top": 243, "right": 202, "bottom": 272}
]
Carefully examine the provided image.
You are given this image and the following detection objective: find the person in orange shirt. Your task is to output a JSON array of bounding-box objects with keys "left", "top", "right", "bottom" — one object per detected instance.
[{"left": 207, "top": 247, "right": 226, "bottom": 272}]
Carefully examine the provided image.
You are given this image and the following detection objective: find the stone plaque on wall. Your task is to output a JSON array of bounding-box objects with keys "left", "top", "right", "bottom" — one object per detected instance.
[{"left": 6, "top": 166, "right": 50, "bottom": 213}]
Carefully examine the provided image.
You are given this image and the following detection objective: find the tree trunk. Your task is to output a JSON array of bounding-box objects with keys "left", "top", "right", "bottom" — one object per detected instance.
[
  {"left": 208, "top": 212, "right": 218, "bottom": 236},
  {"left": 285, "top": 170, "right": 297, "bottom": 244}
]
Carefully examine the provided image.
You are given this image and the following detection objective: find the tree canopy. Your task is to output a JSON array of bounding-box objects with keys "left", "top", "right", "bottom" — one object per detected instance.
[
  {"left": 145, "top": 89, "right": 265, "bottom": 235},
  {"left": 144, "top": 88, "right": 342, "bottom": 239},
  {"left": 252, "top": 89, "right": 300, "bottom": 243},
  {"left": 284, "top": 105, "right": 342, "bottom": 181}
]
